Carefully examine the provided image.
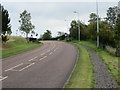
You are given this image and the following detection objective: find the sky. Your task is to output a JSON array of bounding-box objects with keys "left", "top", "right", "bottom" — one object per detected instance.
[{"left": 1, "top": 0, "right": 120, "bottom": 38}]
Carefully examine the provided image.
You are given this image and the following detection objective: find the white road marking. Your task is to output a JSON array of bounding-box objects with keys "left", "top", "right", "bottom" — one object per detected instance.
[
  {"left": 39, "top": 56, "right": 47, "bottom": 61},
  {"left": 41, "top": 53, "right": 45, "bottom": 56},
  {"left": 0, "top": 76, "right": 8, "bottom": 81},
  {"left": 53, "top": 48, "right": 57, "bottom": 52},
  {"left": 49, "top": 52, "right": 53, "bottom": 55},
  {"left": 19, "top": 63, "right": 35, "bottom": 72},
  {"left": 47, "top": 50, "right": 50, "bottom": 52},
  {"left": 5, "top": 63, "right": 23, "bottom": 72},
  {"left": 28, "top": 56, "right": 38, "bottom": 61}
]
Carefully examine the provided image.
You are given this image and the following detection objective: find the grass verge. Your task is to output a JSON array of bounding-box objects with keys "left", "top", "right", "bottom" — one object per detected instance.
[
  {"left": 1, "top": 36, "right": 42, "bottom": 59},
  {"left": 79, "top": 41, "right": 119, "bottom": 86},
  {"left": 65, "top": 42, "right": 95, "bottom": 88}
]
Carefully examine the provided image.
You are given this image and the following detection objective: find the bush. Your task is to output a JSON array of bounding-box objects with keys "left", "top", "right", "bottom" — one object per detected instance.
[{"left": 2, "top": 35, "right": 9, "bottom": 43}]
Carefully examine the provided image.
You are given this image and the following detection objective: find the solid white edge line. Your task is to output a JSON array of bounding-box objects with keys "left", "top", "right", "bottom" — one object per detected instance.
[
  {"left": 63, "top": 44, "right": 79, "bottom": 88},
  {"left": 0, "top": 76, "right": 8, "bottom": 81},
  {"left": 19, "top": 63, "right": 35, "bottom": 72},
  {"left": 5, "top": 63, "right": 23, "bottom": 72}
]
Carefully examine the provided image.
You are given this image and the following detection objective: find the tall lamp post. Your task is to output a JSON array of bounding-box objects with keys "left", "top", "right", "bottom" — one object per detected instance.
[
  {"left": 65, "top": 20, "right": 69, "bottom": 40},
  {"left": 74, "top": 11, "right": 80, "bottom": 41},
  {"left": 96, "top": 0, "right": 99, "bottom": 48}
]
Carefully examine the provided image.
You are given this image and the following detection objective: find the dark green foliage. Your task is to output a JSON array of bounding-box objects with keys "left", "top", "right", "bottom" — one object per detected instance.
[
  {"left": 69, "top": 20, "right": 78, "bottom": 40},
  {"left": 1, "top": 5, "right": 11, "bottom": 43},
  {"left": 1, "top": 5, "right": 11, "bottom": 35},
  {"left": 2, "top": 35, "right": 9, "bottom": 42},
  {"left": 106, "top": 6, "right": 120, "bottom": 29},
  {"left": 69, "top": 9, "right": 120, "bottom": 56},
  {"left": 69, "top": 20, "right": 91, "bottom": 41},
  {"left": 42, "top": 30, "right": 52, "bottom": 40},
  {"left": 99, "top": 21, "right": 115, "bottom": 48},
  {"left": 115, "top": 14, "right": 120, "bottom": 56}
]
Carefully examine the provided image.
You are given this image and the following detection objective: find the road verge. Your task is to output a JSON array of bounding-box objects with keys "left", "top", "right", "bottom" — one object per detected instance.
[{"left": 64, "top": 41, "right": 95, "bottom": 88}]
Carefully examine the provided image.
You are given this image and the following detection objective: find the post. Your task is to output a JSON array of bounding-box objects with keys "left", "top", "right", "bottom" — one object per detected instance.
[
  {"left": 96, "top": 0, "right": 99, "bottom": 48},
  {"left": 78, "top": 20, "right": 80, "bottom": 41},
  {"left": 65, "top": 20, "right": 69, "bottom": 40},
  {"left": 74, "top": 11, "right": 80, "bottom": 41}
]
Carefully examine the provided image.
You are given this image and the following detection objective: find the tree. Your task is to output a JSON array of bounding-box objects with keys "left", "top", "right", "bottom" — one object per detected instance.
[
  {"left": 99, "top": 21, "right": 115, "bottom": 48},
  {"left": 88, "top": 13, "right": 101, "bottom": 24},
  {"left": 19, "top": 10, "right": 35, "bottom": 42},
  {"left": 106, "top": 6, "right": 120, "bottom": 29},
  {"left": 57, "top": 31, "right": 66, "bottom": 40},
  {"left": 69, "top": 20, "right": 78, "bottom": 40},
  {"left": 1, "top": 5, "right": 11, "bottom": 42},
  {"left": 115, "top": 14, "right": 120, "bottom": 56},
  {"left": 42, "top": 30, "right": 52, "bottom": 40},
  {"left": 87, "top": 13, "right": 99, "bottom": 41}
]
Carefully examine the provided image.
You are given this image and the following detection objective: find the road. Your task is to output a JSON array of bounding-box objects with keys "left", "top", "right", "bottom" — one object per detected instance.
[{"left": 2, "top": 41, "right": 77, "bottom": 88}]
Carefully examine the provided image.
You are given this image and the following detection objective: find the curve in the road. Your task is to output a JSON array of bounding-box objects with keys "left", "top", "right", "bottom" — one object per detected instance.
[{"left": 2, "top": 41, "right": 78, "bottom": 88}]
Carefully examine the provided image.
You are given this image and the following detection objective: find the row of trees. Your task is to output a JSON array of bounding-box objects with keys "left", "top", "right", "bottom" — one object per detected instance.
[
  {"left": 69, "top": 6, "right": 120, "bottom": 56},
  {"left": 1, "top": 5, "right": 36, "bottom": 43}
]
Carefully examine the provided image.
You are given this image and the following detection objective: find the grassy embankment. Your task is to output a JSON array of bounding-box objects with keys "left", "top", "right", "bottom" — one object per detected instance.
[
  {"left": 65, "top": 41, "right": 95, "bottom": 88},
  {"left": 0, "top": 36, "right": 42, "bottom": 59},
  {"left": 79, "top": 41, "right": 119, "bottom": 86}
]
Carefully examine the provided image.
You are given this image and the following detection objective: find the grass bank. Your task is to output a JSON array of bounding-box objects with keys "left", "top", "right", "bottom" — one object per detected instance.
[
  {"left": 65, "top": 42, "right": 95, "bottom": 88},
  {"left": 1, "top": 36, "right": 42, "bottom": 59},
  {"left": 79, "top": 41, "right": 119, "bottom": 86}
]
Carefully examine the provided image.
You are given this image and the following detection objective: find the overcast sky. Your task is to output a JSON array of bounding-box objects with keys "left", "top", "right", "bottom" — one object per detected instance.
[{"left": 1, "top": 1, "right": 120, "bottom": 37}]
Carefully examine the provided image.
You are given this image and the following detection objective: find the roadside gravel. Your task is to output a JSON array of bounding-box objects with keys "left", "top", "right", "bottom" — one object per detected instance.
[{"left": 81, "top": 44, "right": 118, "bottom": 88}]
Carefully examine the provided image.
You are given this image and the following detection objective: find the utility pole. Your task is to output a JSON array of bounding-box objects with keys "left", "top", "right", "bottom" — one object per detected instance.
[
  {"left": 74, "top": 11, "right": 80, "bottom": 41},
  {"left": 96, "top": 0, "right": 99, "bottom": 48}
]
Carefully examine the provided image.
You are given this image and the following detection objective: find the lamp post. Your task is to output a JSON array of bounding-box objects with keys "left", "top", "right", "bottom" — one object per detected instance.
[
  {"left": 74, "top": 11, "right": 80, "bottom": 41},
  {"left": 96, "top": 0, "right": 99, "bottom": 48},
  {"left": 16, "top": 30, "right": 18, "bottom": 36},
  {"left": 65, "top": 20, "right": 69, "bottom": 40}
]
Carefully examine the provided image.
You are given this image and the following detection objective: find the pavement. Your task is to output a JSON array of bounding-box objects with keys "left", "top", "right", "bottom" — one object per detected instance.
[{"left": 1, "top": 41, "right": 77, "bottom": 88}]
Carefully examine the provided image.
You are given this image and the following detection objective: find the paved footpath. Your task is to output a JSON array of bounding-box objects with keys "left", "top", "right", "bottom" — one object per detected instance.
[{"left": 81, "top": 44, "right": 118, "bottom": 88}]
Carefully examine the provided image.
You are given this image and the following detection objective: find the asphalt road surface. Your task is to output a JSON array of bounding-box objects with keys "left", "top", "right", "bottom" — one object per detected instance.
[{"left": 2, "top": 41, "right": 77, "bottom": 88}]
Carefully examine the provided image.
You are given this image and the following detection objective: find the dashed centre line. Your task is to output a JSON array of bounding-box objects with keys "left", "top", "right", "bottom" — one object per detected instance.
[
  {"left": 28, "top": 56, "right": 38, "bottom": 61},
  {"left": 5, "top": 63, "right": 23, "bottom": 72},
  {"left": 41, "top": 53, "right": 45, "bottom": 56},
  {"left": 49, "top": 52, "right": 53, "bottom": 55},
  {"left": 0, "top": 76, "right": 8, "bottom": 81},
  {"left": 39, "top": 56, "right": 47, "bottom": 61},
  {"left": 19, "top": 63, "right": 35, "bottom": 72},
  {"left": 53, "top": 48, "right": 57, "bottom": 52}
]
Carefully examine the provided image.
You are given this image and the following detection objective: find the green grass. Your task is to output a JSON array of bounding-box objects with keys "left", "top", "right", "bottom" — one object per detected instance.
[
  {"left": 79, "top": 41, "right": 119, "bottom": 86},
  {"left": 65, "top": 42, "right": 94, "bottom": 88},
  {"left": 1, "top": 36, "right": 42, "bottom": 59}
]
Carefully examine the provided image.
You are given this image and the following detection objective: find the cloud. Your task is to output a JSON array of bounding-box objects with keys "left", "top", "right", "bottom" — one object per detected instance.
[{"left": 1, "top": 2, "right": 119, "bottom": 37}]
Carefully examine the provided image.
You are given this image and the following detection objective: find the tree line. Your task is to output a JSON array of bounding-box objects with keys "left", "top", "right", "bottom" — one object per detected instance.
[
  {"left": 1, "top": 4, "right": 120, "bottom": 56},
  {"left": 68, "top": 6, "right": 120, "bottom": 56}
]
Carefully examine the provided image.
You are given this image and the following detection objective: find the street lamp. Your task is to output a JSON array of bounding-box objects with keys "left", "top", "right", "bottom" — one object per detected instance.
[
  {"left": 96, "top": 0, "right": 99, "bottom": 48},
  {"left": 65, "top": 20, "right": 69, "bottom": 40},
  {"left": 73, "top": 11, "right": 80, "bottom": 41},
  {"left": 16, "top": 30, "right": 18, "bottom": 36}
]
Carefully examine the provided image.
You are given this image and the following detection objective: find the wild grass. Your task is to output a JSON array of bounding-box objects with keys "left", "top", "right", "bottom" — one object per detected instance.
[
  {"left": 1, "top": 36, "right": 42, "bottom": 59},
  {"left": 65, "top": 42, "right": 94, "bottom": 88},
  {"left": 79, "top": 41, "right": 119, "bottom": 86}
]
